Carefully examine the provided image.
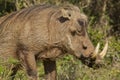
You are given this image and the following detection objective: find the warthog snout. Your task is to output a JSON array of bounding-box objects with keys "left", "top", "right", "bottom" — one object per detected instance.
[{"left": 79, "top": 41, "right": 108, "bottom": 67}]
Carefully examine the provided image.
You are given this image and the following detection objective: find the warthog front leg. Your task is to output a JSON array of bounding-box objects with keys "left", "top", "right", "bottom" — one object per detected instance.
[
  {"left": 10, "top": 65, "right": 20, "bottom": 80},
  {"left": 43, "top": 59, "right": 56, "bottom": 80},
  {"left": 21, "top": 50, "right": 38, "bottom": 80}
]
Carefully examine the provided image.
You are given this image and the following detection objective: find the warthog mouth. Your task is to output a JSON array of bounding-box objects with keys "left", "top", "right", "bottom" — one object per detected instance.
[
  {"left": 79, "top": 55, "right": 96, "bottom": 67},
  {"left": 79, "top": 41, "right": 108, "bottom": 68}
]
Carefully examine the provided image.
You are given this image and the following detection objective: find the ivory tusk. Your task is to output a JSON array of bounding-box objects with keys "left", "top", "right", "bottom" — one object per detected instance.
[
  {"left": 99, "top": 41, "right": 108, "bottom": 58},
  {"left": 92, "top": 42, "right": 100, "bottom": 58}
]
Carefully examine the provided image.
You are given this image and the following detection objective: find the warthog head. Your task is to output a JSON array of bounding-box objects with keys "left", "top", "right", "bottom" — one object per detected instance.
[{"left": 52, "top": 5, "right": 108, "bottom": 67}]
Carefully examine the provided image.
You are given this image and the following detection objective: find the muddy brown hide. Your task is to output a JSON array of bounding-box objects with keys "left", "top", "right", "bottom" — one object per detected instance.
[{"left": 0, "top": 4, "right": 106, "bottom": 80}]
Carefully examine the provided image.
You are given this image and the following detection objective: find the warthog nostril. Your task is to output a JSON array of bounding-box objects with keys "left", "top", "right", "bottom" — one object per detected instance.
[
  {"left": 83, "top": 45, "right": 87, "bottom": 50},
  {"left": 82, "top": 42, "right": 87, "bottom": 50}
]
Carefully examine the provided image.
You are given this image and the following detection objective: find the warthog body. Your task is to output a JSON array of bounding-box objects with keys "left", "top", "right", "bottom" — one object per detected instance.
[{"left": 0, "top": 4, "right": 108, "bottom": 80}]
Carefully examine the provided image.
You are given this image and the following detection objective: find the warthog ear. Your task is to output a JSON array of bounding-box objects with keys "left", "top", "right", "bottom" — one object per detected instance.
[
  {"left": 58, "top": 8, "right": 71, "bottom": 23},
  {"left": 61, "top": 8, "right": 71, "bottom": 19}
]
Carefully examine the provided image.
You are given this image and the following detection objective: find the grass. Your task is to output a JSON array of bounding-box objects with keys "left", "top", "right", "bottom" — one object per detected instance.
[{"left": 0, "top": 53, "right": 120, "bottom": 80}]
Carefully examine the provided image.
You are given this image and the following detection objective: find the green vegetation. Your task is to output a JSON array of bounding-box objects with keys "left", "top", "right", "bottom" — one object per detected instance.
[{"left": 0, "top": 0, "right": 120, "bottom": 80}]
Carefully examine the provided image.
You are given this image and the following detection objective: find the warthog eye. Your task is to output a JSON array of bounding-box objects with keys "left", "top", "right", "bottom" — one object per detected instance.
[
  {"left": 78, "top": 19, "right": 85, "bottom": 27},
  {"left": 58, "top": 16, "right": 69, "bottom": 23}
]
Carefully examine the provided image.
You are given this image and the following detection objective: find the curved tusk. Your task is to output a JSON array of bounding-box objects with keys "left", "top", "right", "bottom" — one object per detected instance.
[
  {"left": 92, "top": 42, "right": 100, "bottom": 58},
  {"left": 99, "top": 41, "right": 108, "bottom": 58}
]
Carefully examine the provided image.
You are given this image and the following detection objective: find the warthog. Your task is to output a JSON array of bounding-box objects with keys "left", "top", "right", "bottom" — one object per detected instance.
[{"left": 0, "top": 4, "right": 108, "bottom": 80}]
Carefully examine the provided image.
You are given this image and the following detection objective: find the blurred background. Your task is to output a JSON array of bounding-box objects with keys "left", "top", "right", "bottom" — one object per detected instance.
[{"left": 0, "top": 0, "right": 120, "bottom": 80}]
